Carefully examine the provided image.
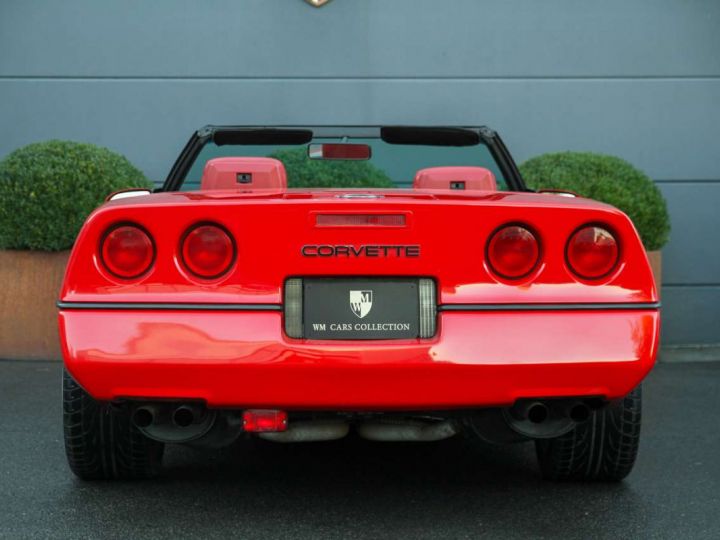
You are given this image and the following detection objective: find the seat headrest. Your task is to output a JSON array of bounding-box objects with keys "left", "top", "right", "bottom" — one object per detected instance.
[
  {"left": 413, "top": 166, "right": 497, "bottom": 191},
  {"left": 200, "top": 157, "right": 287, "bottom": 191}
]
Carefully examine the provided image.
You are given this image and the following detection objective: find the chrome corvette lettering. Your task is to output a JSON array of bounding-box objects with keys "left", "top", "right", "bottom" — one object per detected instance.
[{"left": 301, "top": 245, "right": 420, "bottom": 257}]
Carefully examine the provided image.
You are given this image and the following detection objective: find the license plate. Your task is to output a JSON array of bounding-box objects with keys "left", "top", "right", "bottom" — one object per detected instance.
[{"left": 303, "top": 278, "right": 419, "bottom": 340}]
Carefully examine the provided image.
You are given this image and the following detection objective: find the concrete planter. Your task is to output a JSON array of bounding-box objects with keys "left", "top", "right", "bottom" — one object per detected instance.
[
  {"left": 647, "top": 250, "right": 662, "bottom": 297},
  {"left": 0, "top": 250, "right": 69, "bottom": 360}
]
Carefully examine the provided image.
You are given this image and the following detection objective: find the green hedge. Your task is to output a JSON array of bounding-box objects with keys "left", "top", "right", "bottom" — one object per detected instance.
[
  {"left": 520, "top": 152, "right": 670, "bottom": 250},
  {"left": 269, "top": 147, "right": 393, "bottom": 188},
  {"left": 0, "top": 140, "right": 152, "bottom": 251}
]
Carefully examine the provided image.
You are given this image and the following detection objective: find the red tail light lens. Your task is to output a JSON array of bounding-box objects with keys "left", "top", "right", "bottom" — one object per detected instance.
[
  {"left": 487, "top": 225, "right": 540, "bottom": 279},
  {"left": 101, "top": 225, "right": 154, "bottom": 279},
  {"left": 181, "top": 224, "right": 235, "bottom": 279},
  {"left": 566, "top": 226, "right": 619, "bottom": 279}
]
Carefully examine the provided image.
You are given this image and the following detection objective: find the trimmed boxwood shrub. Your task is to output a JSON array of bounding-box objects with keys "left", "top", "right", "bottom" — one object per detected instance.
[
  {"left": 520, "top": 152, "right": 670, "bottom": 250},
  {"left": 0, "top": 140, "right": 152, "bottom": 251},
  {"left": 269, "top": 147, "right": 393, "bottom": 188}
]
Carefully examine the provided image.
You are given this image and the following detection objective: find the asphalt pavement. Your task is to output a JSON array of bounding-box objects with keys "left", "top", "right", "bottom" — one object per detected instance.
[{"left": 1, "top": 360, "right": 719, "bottom": 539}]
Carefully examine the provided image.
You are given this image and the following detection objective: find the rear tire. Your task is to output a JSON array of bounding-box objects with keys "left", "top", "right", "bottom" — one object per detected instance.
[
  {"left": 535, "top": 386, "right": 642, "bottom": 481},
  {"left": 63, "top": 369, "right": 164, "bottom": 480}
]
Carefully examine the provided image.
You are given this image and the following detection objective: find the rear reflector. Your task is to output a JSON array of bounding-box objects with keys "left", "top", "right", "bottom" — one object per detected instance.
[
  {"left": 243, "top": 410, "right": 288, "bottom": 432},
  {"left": 315, "top": 214, "right": 406, "bottom": 227}
]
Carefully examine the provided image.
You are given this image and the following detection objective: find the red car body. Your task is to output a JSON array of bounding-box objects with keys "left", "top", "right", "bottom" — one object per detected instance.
[
  {"left": 59, "top": 126, "right": 659, "bottom": 481},
  {"left": 60, "top": 189, "right": 659, "bottom": 408}
]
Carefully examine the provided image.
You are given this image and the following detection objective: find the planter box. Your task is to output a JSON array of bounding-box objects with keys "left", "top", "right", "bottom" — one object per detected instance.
[
  {"left": 0, "top": 250, "right": 69, "bottom": 360},
  {"left": 647, "top": 250, "right": 662, "bottom": 297}
]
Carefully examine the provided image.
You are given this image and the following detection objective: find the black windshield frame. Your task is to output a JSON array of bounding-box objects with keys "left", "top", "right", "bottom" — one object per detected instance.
[{"left": 161, "top": 125, "right": 528, "bottom": 192}]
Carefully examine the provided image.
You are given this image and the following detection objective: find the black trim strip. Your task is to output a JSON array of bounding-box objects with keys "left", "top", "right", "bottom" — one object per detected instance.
[
  {"left": 58, "top": 301, "right": 660, "bottom": 313},
  {"left": 57, "top": 301, "right": 282, "bottom": 312},
  {"left": 438, "top": 302, "right": 661, "bottom": 312}
]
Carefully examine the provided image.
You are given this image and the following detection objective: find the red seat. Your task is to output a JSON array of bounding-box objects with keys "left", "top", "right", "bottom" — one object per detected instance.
[
  {"left": 413, "top": 166, "right": 497, "bottom": 191},
  {"left": 200, "top": 157, "right": 287, "bottom": 191}
]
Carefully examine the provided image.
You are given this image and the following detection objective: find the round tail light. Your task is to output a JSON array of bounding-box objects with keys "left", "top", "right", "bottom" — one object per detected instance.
[
  {"left": 566, "top": 226, "right": 619, "bottom": 279},
  {"left": 101, "top": 224, "right": 154, "bottom": 279},
  {"left": 181, "top": 224, "right": 235, "bottom": 279},
  {"left": 487, "top": 225, "right": 540, "bottom": 279}
]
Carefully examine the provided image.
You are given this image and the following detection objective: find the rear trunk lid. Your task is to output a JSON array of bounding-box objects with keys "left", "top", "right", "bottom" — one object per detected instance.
[{"left": 60, "top": 189, "right": 656, "bottom": 305}]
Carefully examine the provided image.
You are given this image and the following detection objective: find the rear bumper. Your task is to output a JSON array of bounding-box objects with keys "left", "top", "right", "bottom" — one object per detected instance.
[{"left": 59, "top": 308, "right": 659, "bottom": 409}]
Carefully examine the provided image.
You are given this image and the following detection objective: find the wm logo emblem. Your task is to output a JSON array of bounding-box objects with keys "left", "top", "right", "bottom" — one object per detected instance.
[{"left": 349, "top": 290, "right": 373, "bottom": 319}]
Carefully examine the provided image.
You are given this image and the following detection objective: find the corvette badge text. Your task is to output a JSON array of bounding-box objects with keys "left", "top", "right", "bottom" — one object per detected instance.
[{"left": 301, "top": 245, "right": 420, "bottom": 257}]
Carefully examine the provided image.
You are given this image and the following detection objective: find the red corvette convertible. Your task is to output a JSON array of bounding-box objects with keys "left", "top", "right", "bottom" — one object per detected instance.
[{"left": 59, "top": 126, "right": 659, "bottom": 481}]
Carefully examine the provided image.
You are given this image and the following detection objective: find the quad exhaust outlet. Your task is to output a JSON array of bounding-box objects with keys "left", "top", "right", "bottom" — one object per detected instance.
[
  {"left": 505, "top": 398, "right": 600, "bottom": 439},
  {"left": 132, "top": 402, "right": 215, "bottom": 443}
]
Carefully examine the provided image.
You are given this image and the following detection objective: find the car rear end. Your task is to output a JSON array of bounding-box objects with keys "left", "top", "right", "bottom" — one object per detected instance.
[
  {"left": 59, "top": 189, "right": 658, "bottom": 434},
  {"left": 59, "top": 126, "right": 659, "bottom": 481}
]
